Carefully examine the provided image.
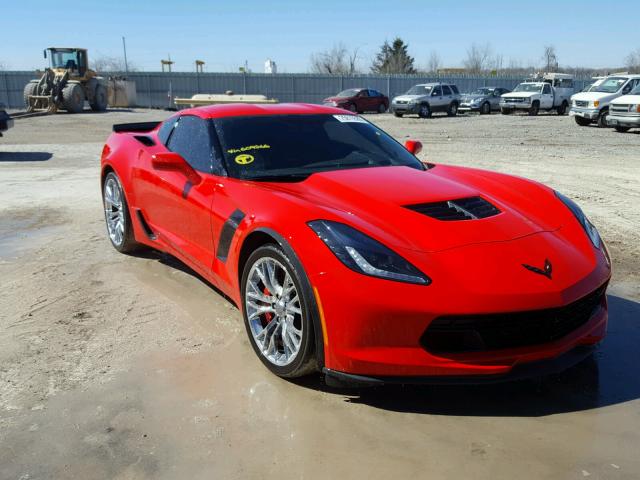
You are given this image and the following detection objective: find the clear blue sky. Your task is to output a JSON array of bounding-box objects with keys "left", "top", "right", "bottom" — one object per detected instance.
[{"left": 2, "top": 0, "right": 636, "bottom": 72}]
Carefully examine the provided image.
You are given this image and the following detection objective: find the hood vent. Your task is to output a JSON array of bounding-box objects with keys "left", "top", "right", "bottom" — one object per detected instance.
[{"left": 406, "top": 196, "right": 500, "bottom": 221}]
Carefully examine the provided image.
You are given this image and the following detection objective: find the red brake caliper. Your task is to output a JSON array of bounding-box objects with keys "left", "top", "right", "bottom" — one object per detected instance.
[{"left": 263, "top": 286, "right": 274, "bottom": 326}]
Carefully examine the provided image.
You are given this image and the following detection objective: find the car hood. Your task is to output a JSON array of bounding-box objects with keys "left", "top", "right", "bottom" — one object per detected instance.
[
  {"left": 502, "top": 91, "right": 538, "bottom": 98},
  {"left": 610, "top": 94, "right": 640, "bottom": 105},
  {"left": 461, "top": 94, "right": 487, "bottom": 102},
  {"left": 265, "top": 166, "right": 563, "bottom": 253},
  {"left": 393, "top": 95, "right": 425, "bottom": 102},
  {"left": 571, "top": 91, "right": 615, "bottom": 102}
]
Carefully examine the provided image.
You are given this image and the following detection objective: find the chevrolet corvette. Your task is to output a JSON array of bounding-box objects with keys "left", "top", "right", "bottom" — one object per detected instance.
[{"left": 101, "top": 104, "right": 611, "bottom": 386}]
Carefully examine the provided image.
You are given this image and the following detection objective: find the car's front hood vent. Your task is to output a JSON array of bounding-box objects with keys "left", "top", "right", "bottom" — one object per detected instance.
[{"left": 405, "top": 196, "right": 500, "bottom": 221}]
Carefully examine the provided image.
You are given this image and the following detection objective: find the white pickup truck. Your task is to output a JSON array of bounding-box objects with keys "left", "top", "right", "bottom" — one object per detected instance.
[
  {"left": 500, "top": 73, "right": 574, "bottom": 116},
  {"left": 570, "top": 74, "right": 640, "bottom": 128},
  {"left": 606, "top": 83, "right": 640, "bottom": 133}
]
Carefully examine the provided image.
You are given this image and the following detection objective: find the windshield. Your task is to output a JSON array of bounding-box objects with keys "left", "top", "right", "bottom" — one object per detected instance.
[
  {"left": 214, "top": 114, "right": 425, "bottom": 181},
  {"left": 336, "top": 89, "right": 360, "bottom": 98},
  {"left": 470, "top": 88, "right": 493, "bottom": 95},
  {"left": 50, "top": 50, "right": 79, "bottom": 69},
  {"left": 593, "top": 77, "right": 627, "bottom": 93},
  {"left": 631, "top": 84, "right": 640, "bottom": 95},
  {"left": 513, "top": 83, "right": 542, "bottom": 93},
  {"left": 406, "top": 85, "right": 432, "bottom": 96}
]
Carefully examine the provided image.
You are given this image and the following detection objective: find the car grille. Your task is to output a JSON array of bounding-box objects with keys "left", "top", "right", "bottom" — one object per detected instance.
[
  {"left": 395, "top": 100, "right": 408, "bottom": 105},
  {"left": 574, "top": 100, "right": 589, "bottom": 108},
  {"left": 503, "top": 97, "right": 527, "bottom": 104},
  {"left": 610, "top": 104, "right": 639, "bottom": 115},
  {"left": 406, "top": 196, "right": 501, "bottom": 221},
  {"left": 421, "top": 284, "right": 607, "bottom": 354}
]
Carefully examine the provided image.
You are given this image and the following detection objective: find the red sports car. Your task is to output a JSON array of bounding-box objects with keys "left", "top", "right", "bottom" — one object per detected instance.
[
  {"left": 323, "top": 88, "right": 389, "bottom": 113},
  {"left": 101, "top": 103, "right": 610, "bottom": 386}
]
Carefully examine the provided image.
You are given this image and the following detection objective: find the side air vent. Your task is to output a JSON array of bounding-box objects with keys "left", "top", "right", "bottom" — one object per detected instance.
[{"left": 406, "top": 196, "right": 500, "bottom": 221}]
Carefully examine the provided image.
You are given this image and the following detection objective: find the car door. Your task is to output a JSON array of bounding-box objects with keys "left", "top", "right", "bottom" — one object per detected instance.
[
  {"left": 356, "top": 89, "right": 370, "bottom": 111},
  {"left": 368, "top": 89, "right": 381, "bottom": 110},
  {"left": 541, "top": 84, "right": 554, "bottom": 109},
  {"left": 431, "top": 85, "right": 444, "bottom": 110},
  {"left": 442, "top": 85, "right": 454, "bottom": 109},
  {"left": 141, "top": 115, "right": 218, "bottom": 273}
]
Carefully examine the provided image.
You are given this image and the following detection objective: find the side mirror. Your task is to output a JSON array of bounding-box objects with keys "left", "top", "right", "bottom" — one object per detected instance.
[
  {"left": 405, "top": 140, "right": 423, "bottom": 156},
  {"left": 152, "top": 152, "right": 201, "bottom": 185},
  {"left": 43, "top": 50, "right": 47, "bottom": 59}
]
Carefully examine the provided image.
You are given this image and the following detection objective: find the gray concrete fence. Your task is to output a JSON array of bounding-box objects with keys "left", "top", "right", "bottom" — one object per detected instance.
[{"left": 0, "top": 71, "right": 594, "bottom": 110}]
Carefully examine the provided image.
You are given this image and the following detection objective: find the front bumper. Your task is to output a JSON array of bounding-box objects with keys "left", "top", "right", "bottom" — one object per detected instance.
[
  {"left": 606, "top": 114, "right": 640, "bottom": 127},
  {"left": 391, "top": 103, "right": 420, "bottom": 114},
  {"left": 458, "top": 102, "right": 482, "bottom": 111},
  {"left": 569, "top": 107, "right": 599, "bottom": 120}
]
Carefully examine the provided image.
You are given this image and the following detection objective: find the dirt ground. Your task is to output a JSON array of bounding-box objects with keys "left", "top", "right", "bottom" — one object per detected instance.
[{"left": 1, "top": 109, "right": 639, "bottom": 479}]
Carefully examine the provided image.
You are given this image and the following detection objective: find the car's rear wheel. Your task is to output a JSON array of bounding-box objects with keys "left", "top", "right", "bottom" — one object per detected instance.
[
  {"left": 480, "top": 102, "right": 491, "bottom": 115},
  {"left": 378, "top": 103, "right": 387, "bottom": 113},
  {"left": 241, "top": 244, "right": 317, "bottom": 378},
  {"left": 574, "top": 116, "right": 591, "bottom": 126},
  {"left": 102, "top": 172, "right": 140, "bottom": 253},
  {"left": 447, "top": 102, "right": 458, "bottom": 117},
  {"left": 556, "top": 101, "right": 568, "bottom": 115}
]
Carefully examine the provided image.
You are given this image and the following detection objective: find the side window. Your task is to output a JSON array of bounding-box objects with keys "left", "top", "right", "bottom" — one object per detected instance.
[
  {"left": 167, "top": 115, "right": 213, "bottom": 173},
  {"left": 432, "top": 85, "right": 442, "bottom": 96},
  {"left": 369, "top": 89, "right": 379, "bottom": 97},
  {"left": 442, "top": 85, "right": 452, "bottom": 95},
  {"left": 450, "top": 85, "right": 460, "bottom": 94},
  {"left": 359, "top": 89, "right": 369, "bottom": 97},
  {"left": 158, "top": 116, "right": 178, "bottom": 145},
  {"left": 543, "top": 84, "right": 551, "bottom": 94}
]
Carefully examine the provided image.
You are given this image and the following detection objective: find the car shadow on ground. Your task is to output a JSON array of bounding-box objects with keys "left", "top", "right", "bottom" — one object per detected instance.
[
  {"left": 0, "top": 152, "right": 52, "bottom": 162},
  {"left": 294, "top": 295, "right": 640, "bottom": 417}
]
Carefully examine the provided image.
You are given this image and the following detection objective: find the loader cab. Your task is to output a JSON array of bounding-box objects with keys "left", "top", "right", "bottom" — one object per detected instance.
[{"left": 44, "top": 48, "right": 88, "bottom": 78}]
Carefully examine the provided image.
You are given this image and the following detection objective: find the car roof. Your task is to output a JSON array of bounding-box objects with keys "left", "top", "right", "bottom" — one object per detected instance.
[
  {"left": 416, "top": 83, "right": 452, "bottom": 87},
  {"left": 177, "top": 103, "right": 353, "bottom": 119}
]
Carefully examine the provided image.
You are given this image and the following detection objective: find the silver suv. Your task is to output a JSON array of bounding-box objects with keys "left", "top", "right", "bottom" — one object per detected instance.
[{"left": 391, "top": 83, "right": 461, "bottom": 118}]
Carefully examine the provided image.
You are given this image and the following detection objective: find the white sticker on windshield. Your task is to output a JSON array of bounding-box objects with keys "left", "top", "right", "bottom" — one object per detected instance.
[{"left": 333, "top": 114, "right": 367, "bottom": 124}]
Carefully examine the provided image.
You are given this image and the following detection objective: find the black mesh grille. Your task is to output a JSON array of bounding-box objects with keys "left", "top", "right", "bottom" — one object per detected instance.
[
  {"left": 406, "top": 196, "right": 500, "bottom": 221},
  {"left": 421, "top": 285, "right": 607, "bottom": 353}
]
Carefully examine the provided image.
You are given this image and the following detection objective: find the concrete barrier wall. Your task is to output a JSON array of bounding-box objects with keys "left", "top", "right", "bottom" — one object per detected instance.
[{"left": 0, "top": 71, "right": 594, "bottom": 110}]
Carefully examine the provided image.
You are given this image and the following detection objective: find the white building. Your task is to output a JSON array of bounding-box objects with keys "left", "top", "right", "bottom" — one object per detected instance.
[{"left": 264, "top": 59, "right": 277, "bottom": 74}]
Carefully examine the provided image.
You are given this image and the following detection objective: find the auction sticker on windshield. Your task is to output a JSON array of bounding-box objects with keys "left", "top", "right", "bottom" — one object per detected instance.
[{"left": 333, "top": 115, "right": 368, "bottom": 124}]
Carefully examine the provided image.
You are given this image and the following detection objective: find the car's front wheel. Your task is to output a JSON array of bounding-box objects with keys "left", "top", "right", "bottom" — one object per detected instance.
[
  {"left": 418, "top": 103, "right": 431, "bottom": 118},
  {"left": 241, "top": 244, "right": 317, "bottom": 378}
]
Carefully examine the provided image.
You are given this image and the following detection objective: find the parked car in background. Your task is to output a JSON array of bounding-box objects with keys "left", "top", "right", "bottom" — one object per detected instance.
[
  {"left": 606, "top": 83, "right": 640, "bottom": 133},
  {"left": 0, "top": 105, "right": 13, "bottom": 138},
  {"left": 500, "top": 73, "right": 574, "bottom": 116},
  {"left": 570, "top": 74, "right": 640, "bottom": 128},
  {"left": 459, "top": 87, "right": 511, "bottom": 114},
  {"left": 391, "top": 83, "right": 461, "bottom": 118},
  {"left": 323, "top": 88, "right": 389, "bottom": 113}
]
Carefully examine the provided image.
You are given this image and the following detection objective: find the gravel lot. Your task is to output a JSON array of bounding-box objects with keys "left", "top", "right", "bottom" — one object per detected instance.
[{"left": 1, "top": 109, "right": 639, "bottom": 479}]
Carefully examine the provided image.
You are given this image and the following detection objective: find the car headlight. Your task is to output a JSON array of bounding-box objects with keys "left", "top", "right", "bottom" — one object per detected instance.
[
  {"left": 471, "top": 99, "right": 481, "bottom": 105},
  {"left": 308, "top": 220, "right": 431, "bottom": 285},
  {"left": 555, "top": 191, "right": 601, "bottom": 249},
  {"left": 408, "top": 99, "right": 417, "bottom": 105},
  {"left": 592, "top": 100, "right": 600, "bottom": 108}
]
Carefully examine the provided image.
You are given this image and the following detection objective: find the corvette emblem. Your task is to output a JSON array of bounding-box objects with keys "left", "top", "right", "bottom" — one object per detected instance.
[{"left": 522, "top": 259, "right": 553, "bottom": 279}]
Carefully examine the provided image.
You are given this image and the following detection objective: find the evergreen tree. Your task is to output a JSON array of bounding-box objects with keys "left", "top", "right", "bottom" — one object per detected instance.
[{"left": 371, "top": 38, "right": 416, "bottom": 74}]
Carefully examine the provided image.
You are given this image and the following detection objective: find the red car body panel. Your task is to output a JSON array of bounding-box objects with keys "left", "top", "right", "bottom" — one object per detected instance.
[
  {"left": 322, "top": 88, "right": 389, "bottom": 112},
  {"left": 101, "top": 103, "right": 610, "bottom": 380}
]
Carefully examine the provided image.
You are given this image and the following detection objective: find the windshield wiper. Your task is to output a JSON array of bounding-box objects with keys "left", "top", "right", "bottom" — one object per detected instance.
[{"left": 244, "top": 173, "right": 311, "bottom": 182}]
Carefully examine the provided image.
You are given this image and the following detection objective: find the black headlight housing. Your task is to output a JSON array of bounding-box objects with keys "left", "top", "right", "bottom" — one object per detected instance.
[
  {"left": 308, "top": 220, "right": 431, "bottom": 285},
  {"left": 555, "top": 191, "right": 601, "bottom": 249}
]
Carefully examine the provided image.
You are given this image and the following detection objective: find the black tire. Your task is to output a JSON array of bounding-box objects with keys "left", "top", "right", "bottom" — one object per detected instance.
[
  {"left": 528, "top": 101, "right": 540, "bottom": 116},
  {"left": 574, "top": 116, "right": 591, "bottom": 127},
  {"left": 378, "top": 103, "right": 387, "bottom": 113},
  {"left": 102, "top": 172, "right": 140, "bottom": 253},
  {"left": 596, "top": 109, "right": 609, "bottom": 128},
  {"left": 90, "top": 84, "right": 108, "bottom": 112},
  {"left": 480, "top": 102, "right": 491, "bottom": 115},
  {"left": 447, "top": 102, "right": 459, "bottom": 117},
  {"left": 348, "top": 103, "right": 357, "bottom": 113},
  {"left": 62, "top": 83, "right": 85, "bottom": 113},
  {"left": 241, "top": 244, "right": 317, "bottom": 378},
  {"left": 23, "top": 82, "right": 39, "bottom": 109},
  {"left": 614, "top": 126, "right": 631, "bottom": 133},
  {"left": 393, "top": 111, "right": 403, "bottom": 118},
  {"left": 556, "top": 101, "right": 568, "bottom": 116},
  {"left": 418, "top": 103, "right": 431, "bottom": 118},
  {"left": 501, "top": 107, "right": 512, "bottom": 115}
]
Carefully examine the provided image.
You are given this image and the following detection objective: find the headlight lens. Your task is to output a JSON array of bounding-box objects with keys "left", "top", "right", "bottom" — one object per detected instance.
[
  {"left": 308, "top": 220, "right": 431, "bottom": 285},
  {"left": 593, "top": 100, "right": 600, "bottom": 108},
  {"left": 555, "top": 191, "right": 601, "bottom": 249}
]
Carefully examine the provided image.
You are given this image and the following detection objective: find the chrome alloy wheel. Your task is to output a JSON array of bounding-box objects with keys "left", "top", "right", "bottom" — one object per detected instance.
[
  {"left": 245, "top": 257, "right": 303, "bottom": 366},
  {"left": 103, "top": 177, "right": 125, "bottom": 247}
]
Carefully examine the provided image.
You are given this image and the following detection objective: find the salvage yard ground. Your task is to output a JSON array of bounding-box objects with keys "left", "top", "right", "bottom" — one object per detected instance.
[{"left": 1, "top": 109, "right": 639, "bottom": 479}]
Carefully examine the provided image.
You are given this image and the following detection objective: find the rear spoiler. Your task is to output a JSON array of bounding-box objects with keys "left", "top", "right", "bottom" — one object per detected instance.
[{"left": 112, "top": 121, "right": 161, "bottom": 133}]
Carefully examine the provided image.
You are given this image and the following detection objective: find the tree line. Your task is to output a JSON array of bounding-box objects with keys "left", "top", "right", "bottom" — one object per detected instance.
[{"left": 309, "top": 37, "right": 640, "bottom": 76}]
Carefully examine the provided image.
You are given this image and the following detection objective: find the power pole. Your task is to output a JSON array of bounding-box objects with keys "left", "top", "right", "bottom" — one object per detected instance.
[{"left": 122, "top": 36, "right": 129, "bottom": 73}]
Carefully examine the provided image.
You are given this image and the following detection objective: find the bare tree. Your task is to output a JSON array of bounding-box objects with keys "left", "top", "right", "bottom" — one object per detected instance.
[
  {"left": 91, "top": 54, "right": 137, "bottom": 72},
  {"left": 0, "top": 60, "right": 7, "bottom": 70},
  {"left": 463, "top": 43, "right": 492, "bottom": 73},
  {"left": 426, "top": 50, "right": 441, "bottom": 73},
  {"left": 490, "top": 53, "right": 504, "bottom": 73},
  {"left": 543, "top": 45, "right": 558, "bottom": 71},
  {"left": 309, "top": 43, "right": 360, "bottom": 75},
  {"left": 625, "top": 48, "right": 640, "bottom": 73}
]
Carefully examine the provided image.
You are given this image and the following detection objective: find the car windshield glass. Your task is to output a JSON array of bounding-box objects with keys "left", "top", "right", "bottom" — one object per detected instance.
[
  {"left": 213, "top": 114, "right": 425, "bottom": 181},
  {"left": 513, "top": 84, "right": 542, "bottom": 93},
  {"left": 470, "top": 88, "right": 492, "bottom": 95},
  {"left": 593, "top": 77, "right": 627, "bottom": 93},
  {"left": 336, "top": 89, "right": 360, "bottom": 98},
  {"left": 406, "top": 85, "right": 432, "bottom": 95}
]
